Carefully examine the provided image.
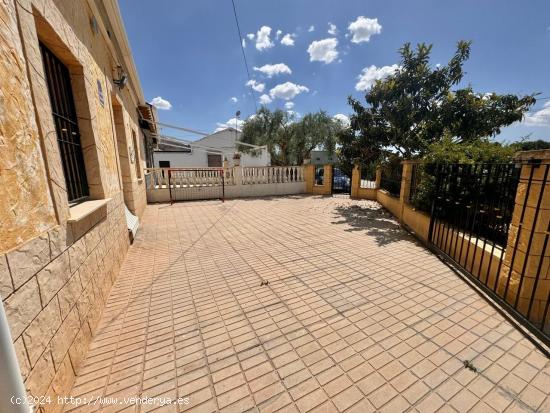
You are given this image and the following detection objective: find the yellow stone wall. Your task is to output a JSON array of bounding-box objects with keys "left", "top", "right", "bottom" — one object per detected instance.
[
  {"left": 0, "top": 0, "right": 57, "bottom": 251},
  {"left": 304, "top": 164, "right": 333, "bottom": 195},
  {"left": 497, "top": 151, "right": 550, "bottom": 322},
  {"left": 0, "top": 0, "right": 148, "bottom": 410}
]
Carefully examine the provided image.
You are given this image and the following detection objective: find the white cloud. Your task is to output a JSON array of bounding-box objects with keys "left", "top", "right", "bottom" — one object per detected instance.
[
  {"left": 348, "top": 16, "right": 382, "bottom": 43},
  {"left": 524, "top": 101, "right": 550, "bottom": 126},
  {"left": 259, "top": 94, "right": 272, "bottom": 105},
  {"left": 253, "top": 63, "right": 292, "bottom": 77},
  {"left": 150, "top": 96, "right": 172, "bottom": 110},
  {"left": 307, "top": 38, "right": 339, "bottom": 64},
  {"left": 355, "top": 64, "right": 399, "bottom": 91},
  {"left": 230, "top": 96, "right": 238, "bottom": 103},
  {"left": 308, "top": 25, "right": 315, "bottom": 32},
  {"left": 285, "top": 101, "right": 295, "bottom": 109},
  {"left": 280, "top": 33, "right": 296, "bottom": 46},
  {"left": 269, "top": 82, "right": 309, "bottom": 100},
  {"left": 242, "top": 38, "right": 246, "bottom": 48},
  {"left": 215, "top": 117, "right": 245, "bottom": 132},
  {"left": 276, "top": 29, "right": 282, "bottom": 39},
  {"left": 333, "top": 113, "right": 350, "bottom": 127},
  {"left": 328, "top": 23, "right": 337, "bottom": 35},
  {"left": 255, "top": 26, "right": 274, "bottom": 51},
  {"left": 246, "top": 79, "right": 265, "bottom": 92},
  {"left": 247, "top": 33, "right": 255, "bottom": 40}
]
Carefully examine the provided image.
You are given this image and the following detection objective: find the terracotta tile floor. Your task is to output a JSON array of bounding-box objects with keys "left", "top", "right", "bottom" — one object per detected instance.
[{"left": 67, "top": 196, "right": 550, "bottom": 413}]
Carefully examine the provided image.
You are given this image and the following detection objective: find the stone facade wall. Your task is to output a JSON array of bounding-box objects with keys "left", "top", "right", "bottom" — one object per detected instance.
[
  {"left": 0, "top": 0, "right": 148, "bottom": 410},
  {"left": 1, "top": 194, "right": 128, "bottom": 413},
  {"left": 0, "top": 0, "right": 57, "bottom": 251}
]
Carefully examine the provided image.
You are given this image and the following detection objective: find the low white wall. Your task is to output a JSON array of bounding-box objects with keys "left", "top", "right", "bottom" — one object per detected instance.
[{"left": 227, "top": 182, "right": 305, "bottom": 199}]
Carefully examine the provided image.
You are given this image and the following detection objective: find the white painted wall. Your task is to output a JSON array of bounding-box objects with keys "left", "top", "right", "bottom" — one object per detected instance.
[
  {"left": 153, "top": 128, "right": 270, "bottom": 168},
  {"left": 153, "top": 151, "right": 207, "bottom": 168}
]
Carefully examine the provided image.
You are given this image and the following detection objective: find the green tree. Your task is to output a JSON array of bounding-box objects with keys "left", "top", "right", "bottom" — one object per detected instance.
[
  {"left": 343, "top": 41, "right": 537, "bottom": 164},
  {"left": 292, "top": 111, "right": 339, "bottom": 165},
  {"left": 240, "top": 107, "right": 341, "bottom": 165},
  {"left": 513, "top": 139, "right": 550, "bottom": 151}
]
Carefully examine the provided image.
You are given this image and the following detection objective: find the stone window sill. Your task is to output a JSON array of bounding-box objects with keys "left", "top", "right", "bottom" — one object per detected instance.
[{"left": 68, "top": 198, "right": 110, "bottom": 223}]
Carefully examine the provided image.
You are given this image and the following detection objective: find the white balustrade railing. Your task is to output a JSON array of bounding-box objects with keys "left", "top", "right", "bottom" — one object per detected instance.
[
  {"left": 145, "top": 166, "right": 306, "bottom": 202},
  {"left": 144, "top": 168, "right": 236, "bottom": 188},
  {"left": 241, "top": 166, "right": 304, "bottom": 185}
]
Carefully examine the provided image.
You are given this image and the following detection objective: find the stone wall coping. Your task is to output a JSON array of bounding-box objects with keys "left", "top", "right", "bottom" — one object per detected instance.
[
  {"left": 68, "top": 199, "right": 111, "bottom": 223},
  {"left": 514, "top": 149, "right": 550, "bottom": 162}
]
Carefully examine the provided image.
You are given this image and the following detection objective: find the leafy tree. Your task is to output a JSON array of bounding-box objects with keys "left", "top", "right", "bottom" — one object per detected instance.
[
  {"left": 239, "top": 107, "right": 295, "bottom": 165},
  {"left": 343, "top": 41, "right": 537, "bottom": 165},
  {"left": 513, "top": 139, "right": 550, "bottom": 151},
  {"left": 240, "top": 107, "right": 341, "bottom": 165}
]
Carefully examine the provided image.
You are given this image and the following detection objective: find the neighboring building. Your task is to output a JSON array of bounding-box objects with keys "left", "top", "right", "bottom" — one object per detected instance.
[
  {"left": 153, "top": 127, "right": 271, "bottom": 168},
  {"left": 0, "top": 0, "right": 150, "bottom": 407},
  {"left": 310, "top": 150, "right": 336, "bottom": 165}
]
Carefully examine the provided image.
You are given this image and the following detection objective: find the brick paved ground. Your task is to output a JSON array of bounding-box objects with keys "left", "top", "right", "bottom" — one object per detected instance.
[{"left": 67, "top": 196, "right": 550, "bottom": 413}]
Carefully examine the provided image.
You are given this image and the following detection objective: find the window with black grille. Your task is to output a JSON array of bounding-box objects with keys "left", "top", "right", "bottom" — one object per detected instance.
[{"left": 40, "top": 42, "right": 89, "bottom": 203}]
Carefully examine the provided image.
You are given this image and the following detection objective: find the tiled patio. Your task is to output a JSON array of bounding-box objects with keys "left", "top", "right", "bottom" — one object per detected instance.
[{"left": 68, "top": 196, "right": 550, "bottom": 413}]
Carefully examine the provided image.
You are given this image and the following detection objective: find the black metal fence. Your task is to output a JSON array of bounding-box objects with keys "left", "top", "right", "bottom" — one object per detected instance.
[
  {"left": 360, "top": 163, "right": 377, "bottom": 189},
  {"left": 429, "top": 163, "right": 520, "bottom": 247},
  {"left": 428, "top": 162, "right": 550, "bottom": 347},
  {"left": 380, "top": 164, "right": 403, "bottom": 197},
  {"left": 408, "top": 163, "right": 422, "bottom": 203}
]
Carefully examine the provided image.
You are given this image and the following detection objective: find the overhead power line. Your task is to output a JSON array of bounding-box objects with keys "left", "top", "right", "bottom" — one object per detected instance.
[{"left": 231, "top": 0, "right": 258, "bottom": 113}]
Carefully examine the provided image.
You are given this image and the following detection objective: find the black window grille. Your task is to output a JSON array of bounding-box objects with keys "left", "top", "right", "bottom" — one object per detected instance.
[{"left": 40, "top": 42, "right": 89, "bottom": 203}]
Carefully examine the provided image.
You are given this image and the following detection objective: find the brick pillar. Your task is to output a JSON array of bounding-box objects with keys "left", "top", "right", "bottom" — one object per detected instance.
[
  {"left": 375, "top": 167, "right": 382, "bottom": 189},
  {"left": 400, "top": 161, "right": 415, "bottom": 203},
  {"left": 351, "top": 165, "right": 360, "bottom": 198},
  {"left": 304, "top": 164, "right": 314, "bottom": 193},
  {"left": 324, "top": 164, "right": 333, "bottom": 194},
  {"left": 498, "top": 150, "right": 550, "bottom": 322}
]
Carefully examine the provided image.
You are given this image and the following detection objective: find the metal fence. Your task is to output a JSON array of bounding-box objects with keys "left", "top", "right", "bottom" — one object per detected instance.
[
  {"left": 380, "top": 164, "right": 403, "bottom": 197},
  {"left": 168, "top": 168, "right": 225, "bottom": 203},
  {"left": 429, "top": 163, "right": 520, "bottom": 247},
  {"left": 428, "top": 162, "right": 550, "bottom": 346},
  {"left": 408, "top": 163, "right": 422, "bottom": 203},
  {"left": 360, "top": 163, "right": 377, "bottom": 189}
]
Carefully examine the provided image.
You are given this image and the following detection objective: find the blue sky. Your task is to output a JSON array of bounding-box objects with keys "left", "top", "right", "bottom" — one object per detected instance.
[{"left": 119, "top": 0, "right": 550, "bottom": 142}]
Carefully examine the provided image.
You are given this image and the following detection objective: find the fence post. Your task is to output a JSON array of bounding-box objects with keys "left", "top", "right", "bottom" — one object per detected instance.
[
  {"left": 375, "top": 166, "right": 382, "bottom": 189},
  {"left": 304, "top": 163, "right": 314, "bottom": 193},
  {"left": 351, "top": 164, "right": 360, "bottom": 198},
  {"left": 234, "top": 165, "right": 243, "bottom": 185},
  {"left": 498, "top": 150, "right": 550, "bottom": 322},
  {"left": 325, "top": 164, "right": 333, "bottom": 195},
  {"left": 394, "top": 161, "right": 410, "bottom": 222}
]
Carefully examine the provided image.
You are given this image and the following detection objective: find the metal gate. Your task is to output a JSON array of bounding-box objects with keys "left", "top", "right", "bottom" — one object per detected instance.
[
  {"left": 168, "top": 168, "right": 225, "bottom": 203},
  {"left": 428, "top": 162, "right": 550, "bottom": 347},
  {"left": 332, "top": 167, "right": 351, "bottom": 194}
]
